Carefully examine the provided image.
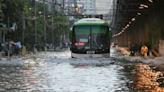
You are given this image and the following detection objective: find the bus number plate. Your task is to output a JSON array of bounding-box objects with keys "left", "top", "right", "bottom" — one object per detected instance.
[{"left": 86, "top": 51, "right": 95, "bottom": 54}]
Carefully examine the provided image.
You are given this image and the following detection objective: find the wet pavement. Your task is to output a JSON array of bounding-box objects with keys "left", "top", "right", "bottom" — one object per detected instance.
[{"left": 0, "top": 48, "right": 164, "bottom": 92}]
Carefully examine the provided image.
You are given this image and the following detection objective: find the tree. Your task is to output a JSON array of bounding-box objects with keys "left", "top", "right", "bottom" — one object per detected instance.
[
  {"left": 23, "top": 1, "right": 70, "bottom": 50},
  {"left": 1, "top": 0, "right": 70, "bottom": 51},
  {"left": 1, "top": 0, "right": 24, "bottom": 41}
]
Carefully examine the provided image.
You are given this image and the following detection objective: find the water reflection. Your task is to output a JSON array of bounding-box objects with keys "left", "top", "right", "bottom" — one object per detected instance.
[
  {"left": 0, "top": 59, "right": 128, "bottom": 92},
  {"left": 0, "top": 49, "right": 129, "bottom": 92},
  {"left": 0, "top": 66, "right": 29, "bottom": 91},
  {"left": 130, "top": 63, "right": 164, "bottom": 91},
  {"left": 0, "top": 59, "right": 43, "bottom": 92}
]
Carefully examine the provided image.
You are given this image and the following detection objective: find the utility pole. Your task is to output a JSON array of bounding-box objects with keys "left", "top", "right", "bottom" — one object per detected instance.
[
  {"left": 52, "top": 0, "right": 54, "bottom": 51},
  {"left": 0, "top": 9, "right": 2, "bottom": 59},
  {"left": 34, "top": 0, "right": 37, "bottom": 54},
  {"left": 7, "top": 17, "right": 10, "bottom": 59},
  {"left": 63, "top": 0, "right": 65, "bottom": 13},
  {"left": 44, "top": 0, "right": 47, "bottom": 52},
  {"left": 74, "top": 0, "right": 77, "bottom": 22},
  {"left": 22, "top": 0, "right": 25, "bottom": 46}
]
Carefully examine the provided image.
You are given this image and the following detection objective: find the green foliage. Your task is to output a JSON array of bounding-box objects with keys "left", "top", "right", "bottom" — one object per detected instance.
[
  {"left": 2, "top": 0, "right": 24, "bottom": 22},
  {"left": 0, "top": 0, "right": 23, "bottom": 41},
  {"left": 1, "top": 1, "right": 70, "bottom": 51},
  {"left": 2, "top": 26, "right": 7, "bottom": 33}
]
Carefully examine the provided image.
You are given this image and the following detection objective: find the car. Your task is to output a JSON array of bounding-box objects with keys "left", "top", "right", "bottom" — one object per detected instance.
[{"left": 110, "top": 42, "right": 118, "bottom": 48}]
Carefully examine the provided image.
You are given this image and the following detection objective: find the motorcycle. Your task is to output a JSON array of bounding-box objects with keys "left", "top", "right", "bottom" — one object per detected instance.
[{"left": 130, "top": 51, "right": 136, "bottom": 56}]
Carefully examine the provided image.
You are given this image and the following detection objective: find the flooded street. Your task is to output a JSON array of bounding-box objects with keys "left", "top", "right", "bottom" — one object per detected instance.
[
  {"left": 1, "top": 0, "right": 164, "bottom": 91},
  {"left": 0, "top": 48, "right": 164, "bottom": 92}
]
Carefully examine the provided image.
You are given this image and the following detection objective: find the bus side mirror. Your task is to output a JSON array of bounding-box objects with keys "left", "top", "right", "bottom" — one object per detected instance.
[
  {"left": 109, "top": 28, "right": 112, "bottom": 39},
  {"left": 69, "top": 28, "right": 73, "bottom": 39},
  {"left": 70, "top": 47, "right": 72, "bottom": 51}
]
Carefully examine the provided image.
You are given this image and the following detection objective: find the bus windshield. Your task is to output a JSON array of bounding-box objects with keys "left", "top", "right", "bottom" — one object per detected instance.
[
  {"left": 74, "top": 26, "right": 90, "bottom": 49},
  {"left": 91, "top": 26, "right": 108, "bottom": 49},
  {"left": 74, "top": 26, "right": 109, "bottom": 49}
]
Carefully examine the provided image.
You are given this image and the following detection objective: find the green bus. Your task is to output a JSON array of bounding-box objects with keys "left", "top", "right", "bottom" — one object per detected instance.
[{"left": 69, "top": 18, "right": 112, "bottom": 58}]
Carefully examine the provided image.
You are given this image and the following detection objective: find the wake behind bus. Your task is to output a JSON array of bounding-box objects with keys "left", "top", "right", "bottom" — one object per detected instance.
[{"left": 69, "top": 18, "right": 112, "bottom": 58}]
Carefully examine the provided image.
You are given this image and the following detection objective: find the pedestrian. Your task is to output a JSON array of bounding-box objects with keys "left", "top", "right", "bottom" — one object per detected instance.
[
  {"left": 130, "top": 44, "right": 135, "bottom": 56},
  {"left": 15, "top": 46, "right": 19, "bottom": 55},
  {"left": 141, "top": 44, "right": 148, "bottom": 57}
]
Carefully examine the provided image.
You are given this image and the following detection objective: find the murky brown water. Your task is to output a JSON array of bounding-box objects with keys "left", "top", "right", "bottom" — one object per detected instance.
[{"left": 122, "top": 61, "right": 164, "bottom": 92}]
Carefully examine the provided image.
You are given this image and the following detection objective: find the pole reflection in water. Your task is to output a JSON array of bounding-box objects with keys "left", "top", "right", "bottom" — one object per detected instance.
[
  {"left": 0, "top": 65, "right": 34, "bottom": 91},
  {"left": 0, "top": 59, "right": 44, "bottom": 92}
]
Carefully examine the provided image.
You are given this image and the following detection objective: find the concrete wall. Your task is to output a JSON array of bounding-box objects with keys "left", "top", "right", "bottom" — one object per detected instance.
[{"left": 112, "top": 0, "right": 164, "bottom": 50}]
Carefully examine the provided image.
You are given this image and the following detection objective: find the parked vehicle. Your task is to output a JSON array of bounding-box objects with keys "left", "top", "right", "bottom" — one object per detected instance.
[{"left": 129, "top": 44, "right": 138, "bottom": 56}]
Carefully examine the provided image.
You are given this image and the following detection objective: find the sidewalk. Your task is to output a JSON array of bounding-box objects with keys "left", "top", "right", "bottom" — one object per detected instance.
[
  {"left": 0, "top": 51, "right": 34, "bottom": 60},
  {"left": 0, "top": 48, "right": 68, "bottom": 60},
  {"left": 116, "top": 47, "right": 154, "bottom": 58},
  {"left": 116, "top": 47, "right": 164, "bottom": 65}
]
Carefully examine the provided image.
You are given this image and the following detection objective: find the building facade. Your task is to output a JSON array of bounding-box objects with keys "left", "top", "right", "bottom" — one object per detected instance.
[
  {"left": 96, "top": 0, "right": 112, "bottom": 14},
  {"left": 76, "top": 0, "right": 96, "bottom": 15}
]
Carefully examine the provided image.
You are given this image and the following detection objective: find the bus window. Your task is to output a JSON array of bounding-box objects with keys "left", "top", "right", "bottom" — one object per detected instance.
[
  {"left": 91, "top": 26, "right": 109, "bottom": 49},
  {"left": 74, "top": 26, "right": 90, "bottom": 49},
  {"left": 73, "top": 26, "right": 109, "bottom": 50}
]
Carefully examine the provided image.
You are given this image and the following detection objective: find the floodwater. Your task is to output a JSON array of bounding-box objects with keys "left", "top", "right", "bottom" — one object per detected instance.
[{"left": 0, "top": 48, "right": 164, "bottom": 92}]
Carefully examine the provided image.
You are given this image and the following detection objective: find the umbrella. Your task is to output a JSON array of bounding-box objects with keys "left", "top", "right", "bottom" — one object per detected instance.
[
  {"left": 16, "top": 42, "right": 22, "bottom": 49},
  {"left": 18, "top": 41, "right": 21, "bottom": 44}
]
